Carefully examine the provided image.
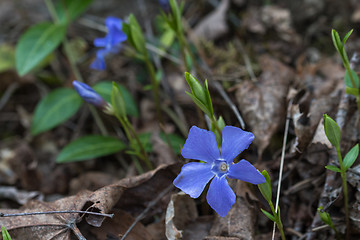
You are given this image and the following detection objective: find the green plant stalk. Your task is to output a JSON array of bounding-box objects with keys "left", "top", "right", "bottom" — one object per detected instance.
[
  {"left": 210, "top": 116, "right": 222, "bottom": 139},
  {"left": 117, "top": 115, "right": 152, "bottom": 170},
  {"left": 268, "top": 201, "right": 286, "bottom": 240},
  {"left": 343, "top": 63, "right": 360, "bottom": 113},
  {"left": 44, "top": 0, "right": 108, "bottom": 136},
  {"left": 144, "top": 58, "right": 163, "bottom": 125},
  {"left": 336, "top": 145, "right": 350, "bottom": 237}
]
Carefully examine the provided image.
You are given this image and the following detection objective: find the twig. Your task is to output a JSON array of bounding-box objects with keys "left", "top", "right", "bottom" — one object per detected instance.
[
  {"left": 0, "top": 210, "right": 114, "bottom": 218},
  {"left": 211, "top": 81, "right": 245, "bottom": 129},
  {"left": 0, "top": 82, "right": 19, "bottom": 111},
  {"left": 120, "top": 184, "right": 174, "bottom": 240},
  {"left": 272, "top": 99, "right": 292, "bottom": 240}
]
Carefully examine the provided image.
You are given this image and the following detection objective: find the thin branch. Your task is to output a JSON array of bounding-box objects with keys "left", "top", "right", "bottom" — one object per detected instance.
[
  {"left": 121, "top": 184, "right": 174, "bottom": 240},
  {"left": 272, "top": 99, "right": 292, "bottom": 240},
  {"left": 0, "top": 210, "right": 114, "bottom": 218}
]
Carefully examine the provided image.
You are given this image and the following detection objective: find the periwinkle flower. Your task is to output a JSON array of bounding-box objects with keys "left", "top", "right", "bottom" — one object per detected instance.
[
  {"left": 73, "top": 80, "right": 107, "bottom": 108},
  {"left": 158, "top": 0, "right": 170, "bottom": 11},
  {"left": 173, "top": 126, "right": 265, "bottom": 217},
  {"left": 90, "top": 16, "right": 127, "bottom": 70}
]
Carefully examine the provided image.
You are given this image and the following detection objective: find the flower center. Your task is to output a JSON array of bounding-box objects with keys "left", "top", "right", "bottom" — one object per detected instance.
[{"left": 220, "top": 162, "right": 228, "bottom": 172}]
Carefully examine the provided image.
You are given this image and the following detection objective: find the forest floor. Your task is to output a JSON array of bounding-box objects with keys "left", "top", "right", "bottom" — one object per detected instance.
[{"left": 0, "top": 0, "right": 360, "bottom": 239}]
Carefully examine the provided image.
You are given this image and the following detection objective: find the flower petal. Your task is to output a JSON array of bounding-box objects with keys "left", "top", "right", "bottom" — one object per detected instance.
[
  {"left": 105, "top": 16, "right": 123, "bottom": 29},
  {"left": 72, "top": 81, "right": 106, "bottom": 107},
  {"left": 173, "top": 162, "right": 214, "bottom": 198},
  {"left": 227, "top": 160, "right": 265, "bottom": 184},
  {"left": 206, "top": 176, "right": 235, "bottom": 217},
  {"left": 94, "top": 37, "right": 108, "bottom": 47},
  {"left": 221, "top": 126, "right": 254, "bottom": 163},
  {"left": 90, "top": 55, "right": 106, "bottom": 70},
  {"left": 181, "top": 126, "right": 220, "bottom": 163}
]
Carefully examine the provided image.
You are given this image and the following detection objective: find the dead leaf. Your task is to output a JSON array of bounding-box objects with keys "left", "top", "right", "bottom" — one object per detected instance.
[
  {"left": 191, "top": 0, "right": 230, "bottom": 41},
  {"left": 165, "top": 192, "right": 198, "bottom": 240},
  {"left": 0, "top": 186, "right": 43, "bottom": 205},
  {"left": 0, "top": 164, "right": 180, "bottom": 239},
  {"left": 235, "top": 55, "right": 294, "bottom": 156},
  {"left": 208, "top": 180, "right": 257, "bottom": 240},
  {"left": 89, "top": 209, "right": 153, "bottom": 240}
]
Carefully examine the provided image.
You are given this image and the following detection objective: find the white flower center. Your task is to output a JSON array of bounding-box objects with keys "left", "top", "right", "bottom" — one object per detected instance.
[{"left": 220, "top": 162, "right": 228, "bottom": 172}]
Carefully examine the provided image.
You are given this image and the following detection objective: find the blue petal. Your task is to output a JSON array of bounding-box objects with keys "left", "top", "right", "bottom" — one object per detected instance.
[
  {"left": 72, "top": 81, "right": 105, "bottom": 107},
  {"left": 181, "top": 126, "right": 220, "bottom": 163},
  {"left": 105, "top": 16, "right": 123, "bottom": 30},
  {"left": 173, "top": 162, "right": 214, "bottom": 198},
  {"left": 94, "top": 37, "right": 108, "bottom": 47},
  {"left": 227, "top": 160, "right": 265, "bottom": 184},
  {"left": 221, "top": 126, "right": 254, "bottom": 163},
  {"left": 206, "top": 176, "right": 235, "bottom": 217},
  {"left": 90, "top": 56, "right": 106, "bottom": 70},
  {"left": 108, "top": 28, "right": 127, "bottom": 46}
]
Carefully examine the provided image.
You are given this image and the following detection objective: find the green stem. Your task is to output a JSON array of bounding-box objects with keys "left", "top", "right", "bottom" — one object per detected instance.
[
  {"left": 117, "top": 116, "right": 153, "bottom": 170},
  {"left": 44, "top": 0, "right": 108, "bottom": 136},
  {"left": 269, "top": 202, "right": 286, "bottom": 240},
  {"left": 344, "top": 63, "right": 360, "bottom": 115},
  {"left": 44, "top": 0, "right": 59, "bottom": 23},
  {"left": 144, "top": 59, "right": 163, "bottom": 125},
  {"left": 336, "top": 146, "right": 350, "bottom": 239}
]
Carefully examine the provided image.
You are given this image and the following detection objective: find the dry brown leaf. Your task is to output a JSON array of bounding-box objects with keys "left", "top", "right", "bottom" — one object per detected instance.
[
  {"left": 235, "top": 55, "right": 294, "bottom": 156},
  {"left": 191, "top": 0, "right": 230, "bottom": 41},
  {"left": 165, "top": 192, "right": 198, "bottom": 240},
  {"left": 89, "top": 209, "right": 153, "bottom": 240},
  {"left": 0, "top": 164, "right": 179, "bottom": 239}
]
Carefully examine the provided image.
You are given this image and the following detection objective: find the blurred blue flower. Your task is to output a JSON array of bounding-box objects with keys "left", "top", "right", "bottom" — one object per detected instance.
[
  {"left": 173, "top": 126, "right": 265, "bottom": 217},
  {"left": 73, "top": 80, "right": 107, "bottom": 108},
  {"left": 90, "top": 16, "right": 127, "bottom": 70},
  {"left": 158, "top": 0, "right": 170, "bottom": 11}
]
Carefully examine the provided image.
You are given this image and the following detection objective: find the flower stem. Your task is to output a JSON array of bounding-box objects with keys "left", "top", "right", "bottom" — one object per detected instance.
[
  {"left": 344, "top": 63, "right": 360, "bottom": 115},
  {"left": 269, "top": 202, "right": 286, "bottom": 240},
  {"left": 336, "top": 146, "right": 350, "bottom": 239},
  {"left": 144, "top": 58, "right": 163, "bottom": 125}
]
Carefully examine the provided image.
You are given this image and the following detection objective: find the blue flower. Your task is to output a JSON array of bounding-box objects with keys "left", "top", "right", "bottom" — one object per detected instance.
[
  {"left": 73, "top": 80, "right": 107, "bottom": 108},
  {"left": 90, "top": 17, "right": 127, "bottom": 70},
  {"left": 158, "top": 0, "right": 170, "bottom": 11},
  {"left": 173, "top": 126, "right": 266, "bottom": 217}
]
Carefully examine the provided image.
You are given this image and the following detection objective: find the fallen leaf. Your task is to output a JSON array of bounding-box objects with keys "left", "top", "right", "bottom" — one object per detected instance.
[
  {"left": 235, "top": 55, "right": 294, "bottom": 156},
  {"left": 191, "top": 0, "right": 230, "bottom": 41}
]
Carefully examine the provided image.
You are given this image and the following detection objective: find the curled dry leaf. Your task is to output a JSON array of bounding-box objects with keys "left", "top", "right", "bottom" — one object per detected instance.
[
  {"left": 235, "top": 55, "right": 294, "bottom": 156},
  {"left": 165, "top": 192, "right": 198, "bottom": 240},
  {"left": 291, "top": 58, "right": 344, "bottom": 153},
  {"left": 0, "top": 164, "right": 179, "bottom": 239}
]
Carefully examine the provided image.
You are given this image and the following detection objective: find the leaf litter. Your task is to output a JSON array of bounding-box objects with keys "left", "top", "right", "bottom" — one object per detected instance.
[{"left": 1, "top": 0, "right": 360, "bottom": 239}]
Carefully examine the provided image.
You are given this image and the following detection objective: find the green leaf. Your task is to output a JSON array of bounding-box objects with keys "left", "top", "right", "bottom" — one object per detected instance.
[
  {"left": 31, "top": 88, "right": 82, "bottom": 136},
  {"left": 342, "top": 29, "right": 353, "bottom": 48},
  {"left": 346, "top": 86, "right": 359, "bottom": 96},
  {"left": 258, "top": 170, "right": 272, "bottom": 203},
  {"left": 0, "top": 44, "right": 15, "bottom": 73},
  {"left": 160, "top": 28, "right": 175, "bottom": 48},
  {"left": 325, "top": 165, "right": 342, "bottom": 172},
  {"left": 127, "top": 14, "right": 146, "bottom": 55},
  {"left": 1, "top": 226, "right": 12, "bottom": 240},
  {"left": 185, "top": 72, "right": 207, "bottom": 106},
  {"left": 261, "top": 209, "right": 276, "bottom": 222},
  {"left": 317, "top": 207, "right": 332, "bottom": 226},
  {"left": 323, "top": 114, "right": 341, "bottom": 148},
  {"left": 160, "top": 132, "right": 185, "bottom": 155},
  {"left": 343, "top": 144, "right": 359, "bottom": 170},
  {"left": 111, "top": 82, "right": 126, "bottom": 118},
  {"left": 55, "top": 0, "right": 93, "bottom": 24},
  {"left": 16, "top": 22, "right": 66, "bottom": 76},
  {"left": 344, "top": 69, "right": 360, "bottom": 89},
  {"left": 331, "top": 29, "right": 342, "bottom": 53},
  {"left": 93, "top": 81, "right": 138, "bottom": 117},
  {"left": 138, "top": 132, "right": 153, "bottom": 153},
  {"left": 57, "top": 135, "right": 126, "bottom": 163},
  {"left": 169, "top": 0, "right": 182, "bottom": 33}
]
